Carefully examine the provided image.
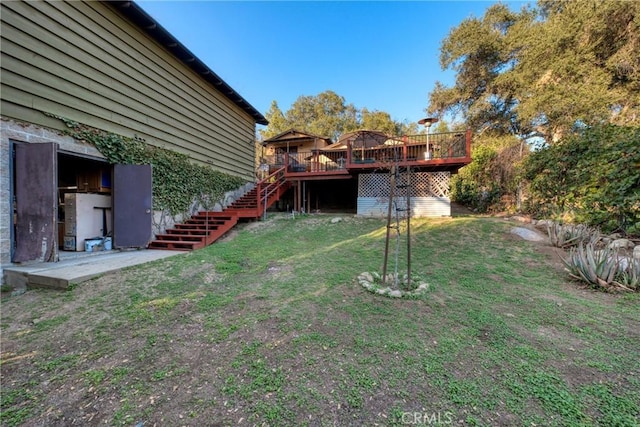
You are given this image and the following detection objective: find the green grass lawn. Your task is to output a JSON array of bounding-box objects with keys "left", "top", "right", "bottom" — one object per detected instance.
[{"left": 1, "top": 215, "right": 639, "bottom": 426}]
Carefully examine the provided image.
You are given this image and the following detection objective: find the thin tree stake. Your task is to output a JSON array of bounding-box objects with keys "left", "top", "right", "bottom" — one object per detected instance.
[
  {"left": 382, "top": 165, "right": 396, "bottom": 286},
  {"left": 406, "top": 166, "right": 412, "bottom": 287}
]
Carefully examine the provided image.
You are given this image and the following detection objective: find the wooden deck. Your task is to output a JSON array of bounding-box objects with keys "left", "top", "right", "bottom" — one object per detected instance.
[
  {"left": 148, "top": 131, "right": 473, "bottom": 252},
  {"left": 265, "top": 130, "right": 472, "bottom": 180}
]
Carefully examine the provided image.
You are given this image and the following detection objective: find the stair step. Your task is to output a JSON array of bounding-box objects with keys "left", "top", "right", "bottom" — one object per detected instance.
[
  {"left": 154, "top": 234, "right": 205, "bottom": 242},
  {"left": 192, "top": 214, "right": 235, "bottom": 221},
  {"left": 165, "top": 229, "right": 210, "bottom": 236},
  {"left": 148, "top": 240, "right": 205, "bottom": 250},
  {"left": 176, "top": 222, "right": 226, "bottom": 229},
  {"left": 224, "top": 209, "right": 260, "bottom": 217}
]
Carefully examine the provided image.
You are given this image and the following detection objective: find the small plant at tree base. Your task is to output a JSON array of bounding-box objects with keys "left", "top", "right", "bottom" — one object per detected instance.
[
  {"left": 547, "top": 223, "right": 600, "bottom": 248},
  {"left": 561, "top": 243, "right": 639, "bottom": 292},
  {"left": 358, "top": 272, "right": 429, "bottom": 298}
]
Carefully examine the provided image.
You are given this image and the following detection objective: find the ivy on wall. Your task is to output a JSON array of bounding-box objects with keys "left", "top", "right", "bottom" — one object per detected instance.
[{"left": 48, "top": 114, "right": 247, "bottom": 216}]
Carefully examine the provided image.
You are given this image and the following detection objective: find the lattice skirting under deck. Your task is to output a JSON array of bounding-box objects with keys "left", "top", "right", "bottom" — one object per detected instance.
[{"left": 357, "top": 172, "right": 451, "bottom": 217}]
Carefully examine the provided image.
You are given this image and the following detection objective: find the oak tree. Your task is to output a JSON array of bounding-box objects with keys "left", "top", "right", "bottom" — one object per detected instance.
[
  {"left": 259, "top": 90, "right": 418, "bottom": 141},
  {"left": 429, "top": 0, "right": 640, "bottom": 143}
]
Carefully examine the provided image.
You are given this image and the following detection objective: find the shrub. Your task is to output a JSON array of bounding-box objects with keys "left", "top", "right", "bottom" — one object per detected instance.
[
  {"left": 450, "top": 134, "right": 523, "bottom": 213},
  {"left": 523, "top": 125, "right": 640, "bottom": 235}
]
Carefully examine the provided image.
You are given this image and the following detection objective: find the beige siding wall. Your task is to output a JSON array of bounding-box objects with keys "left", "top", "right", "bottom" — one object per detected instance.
[{"left": 0, "top": 1, "right": 257, "bottom": 179}]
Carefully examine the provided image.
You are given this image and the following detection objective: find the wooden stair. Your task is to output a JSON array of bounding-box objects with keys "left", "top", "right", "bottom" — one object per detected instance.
[
  {"left": 148, "top": 167, "right": 290, "bottom": 251},
  {"left": 224, "top": 187, "right": 262, "bottom": 218},
  {"left": 148, "top": 212, "right": 238, "bottom": 251}
]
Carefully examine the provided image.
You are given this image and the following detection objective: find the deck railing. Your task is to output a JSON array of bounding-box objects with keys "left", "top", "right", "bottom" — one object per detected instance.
[
  {"left": 349, "top": 131, "right": 468, "bottom": 164},
  {"left": 256, "top": 165, "right": 287, "bottom": 218},
  {"left": 266, "top": 130, "right": 471, "bottom": 174},
  {"left": 285, "top": 150, "right": 349, "bottom": 173}
]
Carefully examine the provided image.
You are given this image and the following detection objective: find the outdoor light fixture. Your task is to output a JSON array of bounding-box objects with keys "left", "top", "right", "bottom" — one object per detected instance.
[
  {"left": 418, "top": 117, "right": 439, "bottom": 126},
  {"left": 419, "top": 117, "right": 439, "bottom": 159}
]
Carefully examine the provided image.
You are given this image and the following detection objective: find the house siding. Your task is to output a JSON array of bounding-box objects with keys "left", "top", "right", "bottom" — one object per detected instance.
[{"left": 0, "top": 0, "right": 256, "bottom": 179}]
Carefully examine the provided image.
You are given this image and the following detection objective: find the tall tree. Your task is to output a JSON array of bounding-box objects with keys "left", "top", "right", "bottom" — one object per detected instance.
[
  {"left": 429, "top": 4, "right": 526, "bottom": 137},
  {"left": 259, "top": 100, "right": 288, "bottom": 140},
  {"left": 285, "top": 90, "right": 359, "bottom": 140},
  {"left": 259, "top": 90, "right": 418, "bottom": 141},
  {"left": 360, "top": 108, "right": 401, "bottom": 135},
  {"left": 515, "top": 0, "right": 640, "bottom": 141},
  {"left": 428, "top": 0, "right": 640, "bottom": 143},
  {"left": 398, "top": 120, "right": 420, "bottom": 136}
]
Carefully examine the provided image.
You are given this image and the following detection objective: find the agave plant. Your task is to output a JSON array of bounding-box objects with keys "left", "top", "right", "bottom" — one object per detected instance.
[
  {"left": 562, "top": 243, "right": 640, "bottom": 292},
  {"left": 547, "top": 223, "right": 600, "bottom": 248},
  {"left": 617, "top": 258, "right": 640, "bottom": 291},
  {"left": 561, "top": 243, "right": 620, "bottom": 290}
]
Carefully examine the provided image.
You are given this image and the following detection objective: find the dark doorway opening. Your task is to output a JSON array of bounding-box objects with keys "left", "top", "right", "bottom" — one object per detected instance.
[
  {"left": 307, "top": 179, "right": 357, "bottom": 213},
  {"left": 56, "top": 152, "right": 112, "bottom": 256},
  {"left": 10, "top": 141, "right": 154, "bottom": 265}
]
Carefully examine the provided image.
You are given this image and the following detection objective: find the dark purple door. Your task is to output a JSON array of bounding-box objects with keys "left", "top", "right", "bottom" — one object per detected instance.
[
  {"left": 13, "top": 142, "right": 58, "bottom": 263},
  {"left": 113, "top": 164, "right": 152, "bottom": 248}
]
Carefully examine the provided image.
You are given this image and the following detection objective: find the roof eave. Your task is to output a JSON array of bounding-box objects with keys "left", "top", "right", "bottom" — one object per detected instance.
[{"left": 263, "top": 128, "right": 332, "bottom": 143}]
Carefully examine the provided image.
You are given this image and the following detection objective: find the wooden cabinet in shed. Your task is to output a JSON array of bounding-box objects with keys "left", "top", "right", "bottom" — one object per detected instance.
[{"left": 77, "top": 167, "right": 111, "bottom": 193}]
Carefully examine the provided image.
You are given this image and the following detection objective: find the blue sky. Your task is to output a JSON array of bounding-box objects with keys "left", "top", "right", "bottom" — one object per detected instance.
[{"left": 138, "top": 1, "right": 527, "bottom": 129}]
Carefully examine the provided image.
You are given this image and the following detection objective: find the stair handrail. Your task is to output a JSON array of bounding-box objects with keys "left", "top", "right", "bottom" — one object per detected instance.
[{"left": 256, "top": 166, "right": 287, "bottom": 219}]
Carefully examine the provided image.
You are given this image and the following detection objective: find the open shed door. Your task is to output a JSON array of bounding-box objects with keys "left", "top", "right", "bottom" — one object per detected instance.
[
  {"left": 13, "top": 142, "right": 58, "bottom": 263},
  {"left": 113, "top": 164, "right": 152, "bottom": 248}
]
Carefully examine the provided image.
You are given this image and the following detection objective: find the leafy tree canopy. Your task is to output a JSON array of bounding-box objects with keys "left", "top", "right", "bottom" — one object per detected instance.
[
  {"left": 428, "top": 0, "right": 640, "bottom": 144},
  {"left": 259, "top": 90, "right": 420, "bottom": 141}
]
